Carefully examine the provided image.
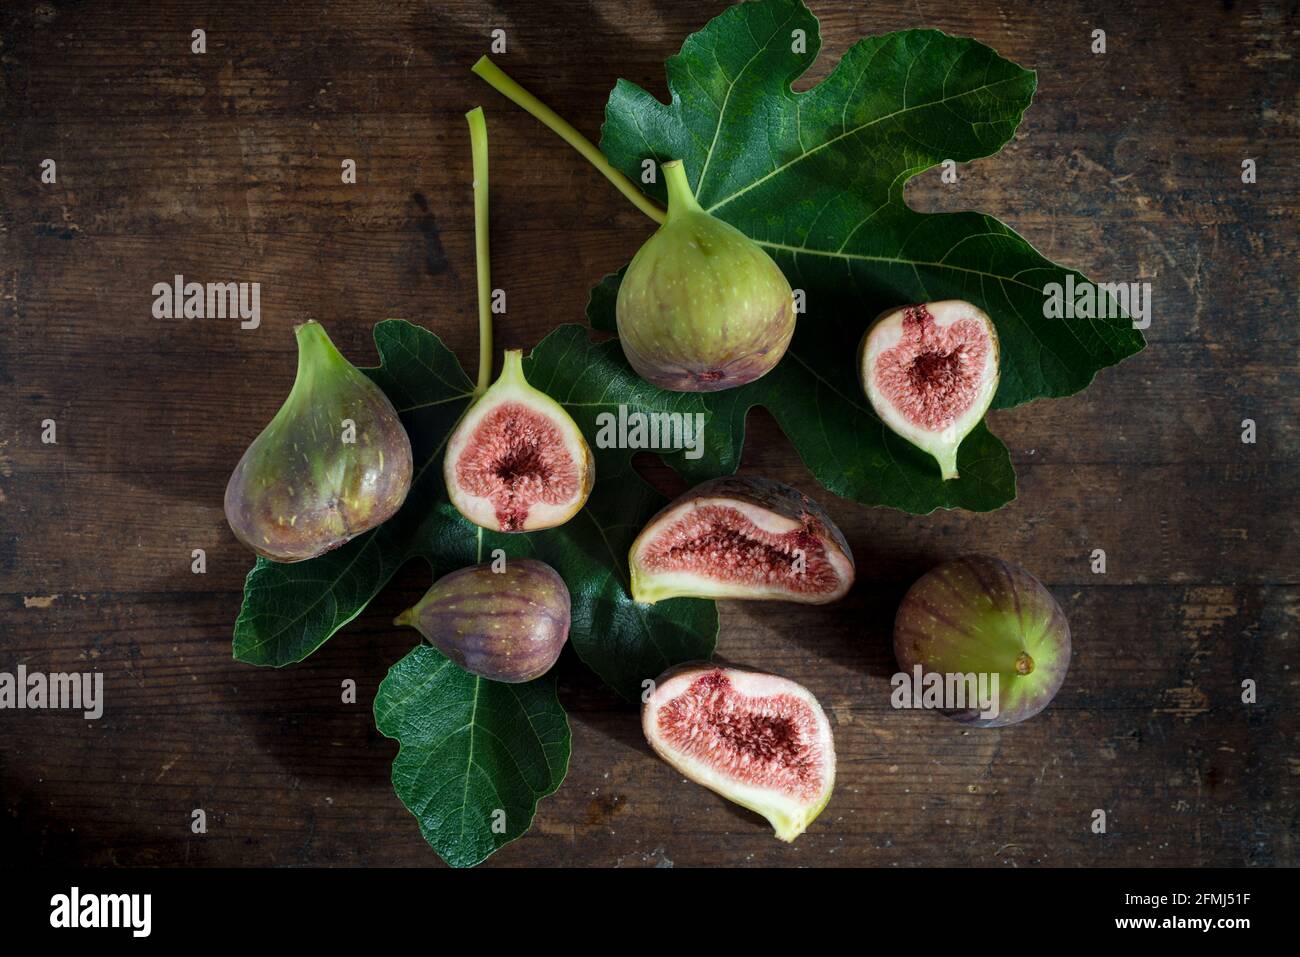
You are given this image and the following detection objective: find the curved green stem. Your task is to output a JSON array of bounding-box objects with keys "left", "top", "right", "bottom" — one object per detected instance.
[
  {"left": 661, "top": 160, "right": 702, "bottom": 221},
  {"left": 471, "top": 56, "right": 666, "bottom": 225},
  {"left": 466, "top": 106, "right": 493, "bottom": 396}
]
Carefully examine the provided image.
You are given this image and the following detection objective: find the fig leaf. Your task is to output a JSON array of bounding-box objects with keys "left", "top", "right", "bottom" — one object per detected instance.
[
  {"left": 233, "top": 319, "right": 716, "bottom": 866},
  {"left": 591, "top": 0, "right": 1145, "bottom": 513},
  {"left": 373, "top": 645, "right": 570, "bottom": 868}
]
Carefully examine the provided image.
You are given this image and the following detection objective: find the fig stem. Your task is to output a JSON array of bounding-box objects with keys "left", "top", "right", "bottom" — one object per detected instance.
[
  {"left": 937, "top": 447, "right": 960, "bottom": 481},
  {"left": 466, "top": 106, "right": 493, "bottom": 396},
  {"left": 293, "top": 320, "right": 347, "bottom": 386},
  {"left": 662, "top": 160, "right": 702, "bottom": 221},
  {"left": 471, "top": 56, "right": 667, "bottom": 226}
]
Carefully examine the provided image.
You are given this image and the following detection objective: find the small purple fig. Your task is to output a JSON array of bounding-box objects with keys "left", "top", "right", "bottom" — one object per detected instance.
[
  {"left": 225, "top": 321, "right": 412, "bottom": 562},
  {"left": 395, "top": 559, "right": 571, "bottom": 684}
]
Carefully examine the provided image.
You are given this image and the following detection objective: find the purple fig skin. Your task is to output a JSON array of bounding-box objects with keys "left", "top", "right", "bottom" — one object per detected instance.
[
  {"left": 629, "top": 476, "right": 855, "bottom": 604},
  {"left": 396, "top": 559, "right": 571, "bottom": 684},
  {"left": 893, "top": 555, "right": 1071, "bottom": 728},
  {"left": 224, "top": 321, "right": 413, "bottom": 563}
]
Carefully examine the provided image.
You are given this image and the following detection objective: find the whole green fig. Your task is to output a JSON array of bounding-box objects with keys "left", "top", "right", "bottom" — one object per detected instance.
[
  {"left": 616, "top": 160, "right": 795, "bottom": 392},
  {"left": 396, "top": 559, "right": 571, "bottom": 683},
  {"left": 224, "top": 321, "right": 413, "bottom": 562}
]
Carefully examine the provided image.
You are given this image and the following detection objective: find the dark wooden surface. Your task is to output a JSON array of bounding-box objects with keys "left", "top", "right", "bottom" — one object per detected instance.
[{"left": 1, "top": 0, "right": 1295, "bottom": 868}]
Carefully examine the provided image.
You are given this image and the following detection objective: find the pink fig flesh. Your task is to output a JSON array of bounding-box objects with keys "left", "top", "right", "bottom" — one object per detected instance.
[
  {"left": 642, "top": 663, "right": 835, "bottom": 841},
  {"left": 859, "top": 300, "right": 999, "bottom": 480},
  {"left": 629, "top": 476, "right": 855, "bottom": 604}
]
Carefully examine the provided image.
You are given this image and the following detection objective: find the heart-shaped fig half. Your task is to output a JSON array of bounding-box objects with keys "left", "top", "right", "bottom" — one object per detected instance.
[
  {"left": 629, "top": 476, "right": 855, "bottom": 604},
  {"left": 444, "top": 349, "right": 594, "bottom": 532},
  {"left": 643, "top": 663, "right": 836, "bottom": 842},
  {"left": 859, "top": 300, "right": 999, "bottom": 480}
]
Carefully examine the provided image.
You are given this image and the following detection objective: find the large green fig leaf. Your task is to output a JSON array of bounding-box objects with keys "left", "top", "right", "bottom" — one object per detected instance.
[
  {"left": 590, "top": 0, "right": 1145, "bottom": 512},
  {"left": 233, "top": 320, "right": 717, "bottom": 865},
  {"left": 373, "top": 645, "right": 570, "bottom": 868}
]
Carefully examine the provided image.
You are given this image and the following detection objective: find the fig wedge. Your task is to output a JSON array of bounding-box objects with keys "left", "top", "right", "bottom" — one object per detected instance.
[
  {"left": 643, "top": 663, "right": 835, "bottom": 842},
  {"left": 629, "top": 476, "right": 854, "bottom": 604}
]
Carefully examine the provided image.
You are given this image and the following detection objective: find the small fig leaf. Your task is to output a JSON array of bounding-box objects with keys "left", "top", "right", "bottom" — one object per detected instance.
[
  {"left": 374, "top": 644, "right": 570, "bottom": 868},
  {"left": 590, "top": 0, "right": 1144, "bottom": 513}
]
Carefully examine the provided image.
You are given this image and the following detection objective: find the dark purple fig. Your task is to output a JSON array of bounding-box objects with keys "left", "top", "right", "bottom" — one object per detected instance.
[
  {"left": 629, "top": 476, "right": 855, "bottom": 604},
  {"left": 642, "top": 663, "right": 835, "bottom": 842},
  {"left": 225, "top": 321, "right": 413, "bottom": 562},
  {"left": 894, "top": 555, "right": 1071, "bottom": 727},
  {"left": 616, "top": 160, "right": 795, "bottom": 392},
  {"left": 395, "top": 559, "right": 571, "bottom": 684},
  {"left": 444, "top": 350, "right": 594, "bottom": 532},
  {"left": 859, "top": 300, "right": 999, "bottom": 480}
]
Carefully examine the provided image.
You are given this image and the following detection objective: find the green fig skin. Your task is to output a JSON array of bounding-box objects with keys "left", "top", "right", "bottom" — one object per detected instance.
[
  {"left": 396, "top": 559, "right": 571, "bottom": 684},
  {"left": 893, "top": 555, "right": 1071, "bottom": 728},
  {"left": 224, "top": 321, "right": 413, "bottom": 563},
  {"left": 616, "top": 160, "right": 795, "bottom": 392}
]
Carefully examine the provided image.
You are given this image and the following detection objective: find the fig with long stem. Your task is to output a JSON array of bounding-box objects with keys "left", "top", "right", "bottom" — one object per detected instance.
[
  {"left": 473, "top": 57, "right": 795, "bottom": 392},
  {"left": 444, "top": 107, "right": 595, "bottom": 532}
]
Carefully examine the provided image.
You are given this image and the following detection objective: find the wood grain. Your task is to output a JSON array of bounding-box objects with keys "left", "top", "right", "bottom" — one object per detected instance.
[{"left": 0, "top": 0, "right": 1295, "bottom": 867}]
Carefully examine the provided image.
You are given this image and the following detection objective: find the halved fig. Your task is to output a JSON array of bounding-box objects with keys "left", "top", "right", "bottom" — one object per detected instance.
[
  {"left": 642, "top": 663, "right": 836, "bottom": 842},
  {"left": 628, "top": 476, "right": 854, "bottom": 604},
  {"left": 858, "top": 300, "right": 1000, "bottom": 480},
  {"left": 444, "top": 349, "right": 594, "bottom": 532}
]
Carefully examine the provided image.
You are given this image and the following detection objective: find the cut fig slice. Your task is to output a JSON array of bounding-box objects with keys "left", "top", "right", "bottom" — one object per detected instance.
[
  {"left": 642, "top": 663, "right": 836, "bottom": 842},
  {"left": 629, "top": 476, "right": 854, "bottom": 604},
  {"left": 445, "top": 349, "right": 594, "bottom": 532},
  {"left": 858, "top": 300, "right": 1000, "bottom": 480}
]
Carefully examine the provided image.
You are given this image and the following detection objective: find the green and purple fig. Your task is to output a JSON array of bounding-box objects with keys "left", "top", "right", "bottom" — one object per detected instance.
[
  {"left": 629, "top": 476, "right": 855, "bottom": 604},
  {"left": 396, "top": 558, "right": 571, "bottom": 683},
  {"left": 444, "top": 350, "right": 594, "bottom": 532},
  {"left": 642, "top": 663, "right": 835, "bottom": 842},
  {"left": 859, "top": 301, "right": 999, "bottom": 480},
  {"left": 893, "top": 555, "right": 1071, "bottom": 727},
  {"left": 616, "top": 160, "right": 795, "bottom": 392},
  {"left": 224, "top": 320, "right": 413, "bottom": 562}
]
